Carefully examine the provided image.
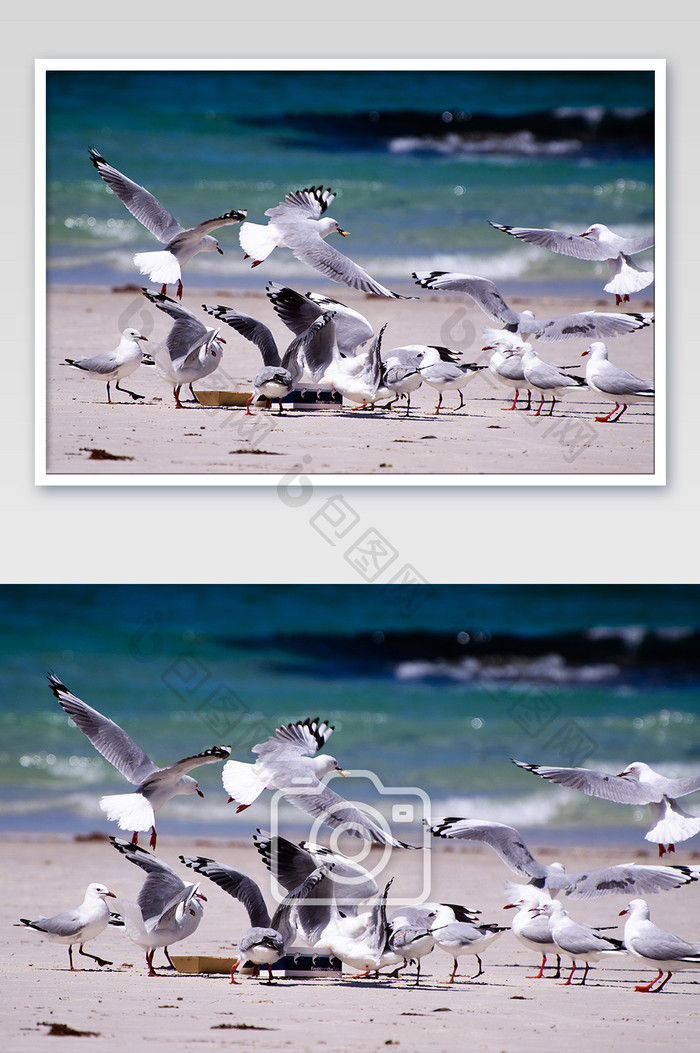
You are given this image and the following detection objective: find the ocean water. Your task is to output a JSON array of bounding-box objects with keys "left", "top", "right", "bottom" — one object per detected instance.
[
  {"left": 45, "top": 68, "right": 655, "bottom": 295},
  {"left": 1, "top": 585, "right": 697, "bottom": 848}
]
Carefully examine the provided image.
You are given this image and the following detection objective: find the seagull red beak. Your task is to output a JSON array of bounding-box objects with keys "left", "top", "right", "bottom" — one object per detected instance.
[
  {"left": 338, "top": 228, "right": 349, "bottom": 236},
  {"left": 139, "top": 334, "right": 148, "bottom": 341},
  {"left": 581, "top": 349, "right": 590, "bottom": 357},
  {"left": 617, "top": 768, "right": 632, "bottom": 778},
  {"left": 196, "top": 892, "right": 207, "bottom": 902},
  {"left": 618, "top": 908, "right": 629, "bottom": 916},
  {"left": 217, "top": 247, "right": 224, "bottom": 254},
  {"left": 196, "top": 788, "right": 204, "bottom": 798}
]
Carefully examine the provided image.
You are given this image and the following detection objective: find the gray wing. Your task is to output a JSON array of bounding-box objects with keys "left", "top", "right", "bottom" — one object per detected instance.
[
  {"left": 142, "top": 745, "right": 230, "bottom": 789},
  {"left": 168, "top": 210, "right": 246, "bottom": 250},
  {"left": 89, "top": 147, "right": 183, "bottom": 244},
  {"left": 265, "top": 186, "right": 335, "bottom": 223},
  {"left": 269, "top": 864, "right": 333, "bottom": 945},
  {"left": 531, "top": 311, "right": 650, "bottom": 342},
  {"left": 179, "top": 855, "right": 270, "bottom": 928},
  {"left": 253, "top": 830, "right": 379, "bottom": 907},
  {"left": 594, "top": 364, "right": 654, "bottom": 396},
  {"left": 653, "top": 773, "right": 700, "bottom": 798},
  {"left": 363, "top": 325, "right": 388, "bottom": 396},
  {"left": 22, "top": 908, "right": 83, "bottom": 937},
  {"left": 429, "top": 818, "right": 549, "bottom": 880},
  {"left": 288, "top": 235, "right": 403, "bottom": 298},
  {"left": 489, "top": 222, "right": 610, "bottom": 261},
  {"left": 284, "top": 779, "right": 416, "bottom": 848},
  {"left": 109, "top": 837, "right": 186, "bottom": 919},
  {"left": 68, "top": 351, "right": 121, "bottom": 374},
  {"left": 281, "top": 312, "right": 335, "bottom": 383},
  {"left": 630, "top": 925, "right": 700, "bottom": 961},
  {"left": 141, "top": 290, "right": 210, "bottom": 361},
  {"left": 512, "top": 759, "right": 656, "bottom": 804},
  {"left": 563, "top": 863, "right": 698, "bottom": 900},
  {"left": 266, "top": 283, "right": 324, "bottom": 335},
  {"left": 47, "top": 673, "right": 156, "bottom": 785},
  {"left": 412, "top": 271, "right": 520, "bottom": 326},
  {"left": 201, "top": 303, "right": 280, "bottom": 368},
  {"left": 365, "top": 879, "right": 393, "bottom": 959},
  {"left": 307, "top": 293, "right": 375, "bottom": 354},
  {"left": 254, "top": 718, "right": 334, "bottom": 760}
]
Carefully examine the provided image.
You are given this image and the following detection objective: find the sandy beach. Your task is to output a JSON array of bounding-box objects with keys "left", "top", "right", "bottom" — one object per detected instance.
[
  {"left": 43, "top": 284, "right": 656, "bottom": 480},
  {"left": 5, "top": 831, "right": 699, "bottom": 1052}
]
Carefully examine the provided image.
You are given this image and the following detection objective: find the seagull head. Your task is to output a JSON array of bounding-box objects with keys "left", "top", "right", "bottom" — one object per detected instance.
[
  {"left": 581, "top": 341, "right": 607, "bottom": 360},
  {"left": 318, "top": 217, "right": 348, "bottom": 240},
  {"left": 580, "top": 223, "right": 606, "bottom": 240},
  {"left": 616, "top": 762, "right": 646, "bottom": 780}
]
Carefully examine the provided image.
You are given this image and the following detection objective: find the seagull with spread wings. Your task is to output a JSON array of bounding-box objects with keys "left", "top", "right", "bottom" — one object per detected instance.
[
  {"left": 240, "top": 186, "right": 405, "bottom": 297},
  {"left": 48, "top": 673, "right": 230, "bottom": 848},
  {"left": 489, "top": 221, "right": 654, "bottom": 304},
  {"left": 222, "top": 718, "right": 417, "bottom": 848},
  {"left": 89, "top": 147, "right": 246, "bottom": 299}
]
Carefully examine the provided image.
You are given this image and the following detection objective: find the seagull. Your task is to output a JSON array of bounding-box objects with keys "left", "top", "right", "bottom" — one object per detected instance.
[
  {"left": 619, "top": 898, "right": 700, "bottom": 992},
  {"left": 502, "top": 883, "right": 561, "bottom": 979},
  {"left": 64, "top": 328, "right": 149, "bottom": 404},
  {"left": 581, "top": 341, "right": 654, "bottom": 422},
  {"left": 200, "top": 302, "right": 333, "bottom": 414},
  {"left": 179, "top": 853, "right": 329, "bottom": 983},
  {"left": 429, "top": 817, "right": 699, "bottom": 895},
  {"left": 388, "top": 903, "right": 480, "bottom": 984},
  {"left": 141, "top": 290, "right": 224, "bottom": 407},
  {"left": 430, "top": 903, "right": 507, "bottom": 983},
  {"left": 412, "top": 270, "right": 652, "bottom": 340},
  {"left": 520, "top": 345, "right": 585, "bottom": 416},
  {"left": 240, "top": 186, "right": 405, "bottom": 297},
  {"left": 383, "top": 347, "right": 426, "bottom": 416},
  {"left": 47, "top": 673, "right": 230, "bottom": 848},
  {"left": 109, "top": 838, "right": 205, "bottom": 976},
  {"left": 417, "top": 345, "right": 486, "bottom": 414},
  {"left": 266, "top": 282, "right": 375, "bottom": 358},
  {"left": 89, "top": 147, "right": 246, "bottom": 299},
  {"left": 222, "top": 717, "right": 417, "bottom": 848},
  {"left": 489, "top": 221, "right": 654, "bottom": 304},
  {"left": 533, "top": 900, "right": 626, "bottom": 985},
  {"left": 481, "top": 331, "right": 532, "bottom": 411},
  {"left": 19, "top": 883, "right": 116, "bottom": 970},
  {"left": 512, "top": 759, "right": 700, "bottom": 856}
]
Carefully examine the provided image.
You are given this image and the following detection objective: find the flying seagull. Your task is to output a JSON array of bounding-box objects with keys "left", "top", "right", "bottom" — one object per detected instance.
[
  {"left": 489, "top": 221, "right": 654, "bottom": 303},
  {"left": 48, "top": 672, "right": 230, "bottom": 848},
  {"left": 89, "top": 146, "right": 246, "bottom": 298}
]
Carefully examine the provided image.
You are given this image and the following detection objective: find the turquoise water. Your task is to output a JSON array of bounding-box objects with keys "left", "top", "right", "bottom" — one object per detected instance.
[
  {"left": 45, "top": 69, "right": 655, "bottom": 294},
  {"left": 1, "top": 585, "right": 697, "bottom": 844}
]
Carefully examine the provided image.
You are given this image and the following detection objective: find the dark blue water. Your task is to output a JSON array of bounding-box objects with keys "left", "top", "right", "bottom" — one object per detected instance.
[
  {"left": 45, "top": 69, "right": 655, "bottom": 293},
  {"left": 1, "top": 585, "right": 697, "bottom": 845}
]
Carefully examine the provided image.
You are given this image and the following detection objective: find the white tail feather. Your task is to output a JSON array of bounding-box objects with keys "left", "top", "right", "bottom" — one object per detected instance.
[
  {"left": 133, "top": 250, "right": 181, "bottom": 285},
  {"left": 238, "top": 222, "right": 281, "bottom": 264},
  {"left": 100, "top": 792, "right": 155, "bottom": 833},
  {"left": 605, "top": 254, "right": 654, "bottom": 296},
  {"left": 221, "top": 759, "right": 267, "bottom": 805}
]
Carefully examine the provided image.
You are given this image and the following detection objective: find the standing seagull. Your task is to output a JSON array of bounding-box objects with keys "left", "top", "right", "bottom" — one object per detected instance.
[
  {"left": 200, "top": 302, "right": 333, "bottom": 414},
  {"left": 47, "top": 673, "right": 230, "bottom": 848},
  {"left": 240, "top": 186, "right": 405, "bottom": 297},
  {"left": 89, "top": 147, "right": 246, "bottom": 299},
  {"left": 512, "top": 758, "right": 700, "bottom": 856},
  {"left": 489, "top": 221, "right": 654, "bottom": 303},
  {"left": 535, "top": 900, "right": 626, "bottom": 986},
  {"left": 65, "top": 328, "right": 149, "bottom": 404},
  {"left": 619, "top": 898, "right": 700, "bottom": 992},
  {"left": 502, "top": 884, "right": 561, "bottom": 979},
  {"left": 430, "top": 903, "right": 507, "bottom": 983},
  {"left": 142, "top": 290, "right": 224, "bottom": 407},
  {"left": 481, "top": 331, "right": 532, "bottom": 411},
  {"left": 222, "top": 718, "right": 417, "bottom": 848},
  {"left": 412, "top": 271, "right": 651, "bottom": 339},
  {"left": 520, "top": 346, "right": 585, "bottom": 416},
  {"left": 19, "top": 883, "right": 116, "bottom": 970},
  {"left": 581, "top": 341, "right": 654, "bottom": 422},
  {"left": 418, "top": 345, "right": 485, "bottom": 414},
  {"left": 109, "top": 838, "right": 206, "bottom": 976}
]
